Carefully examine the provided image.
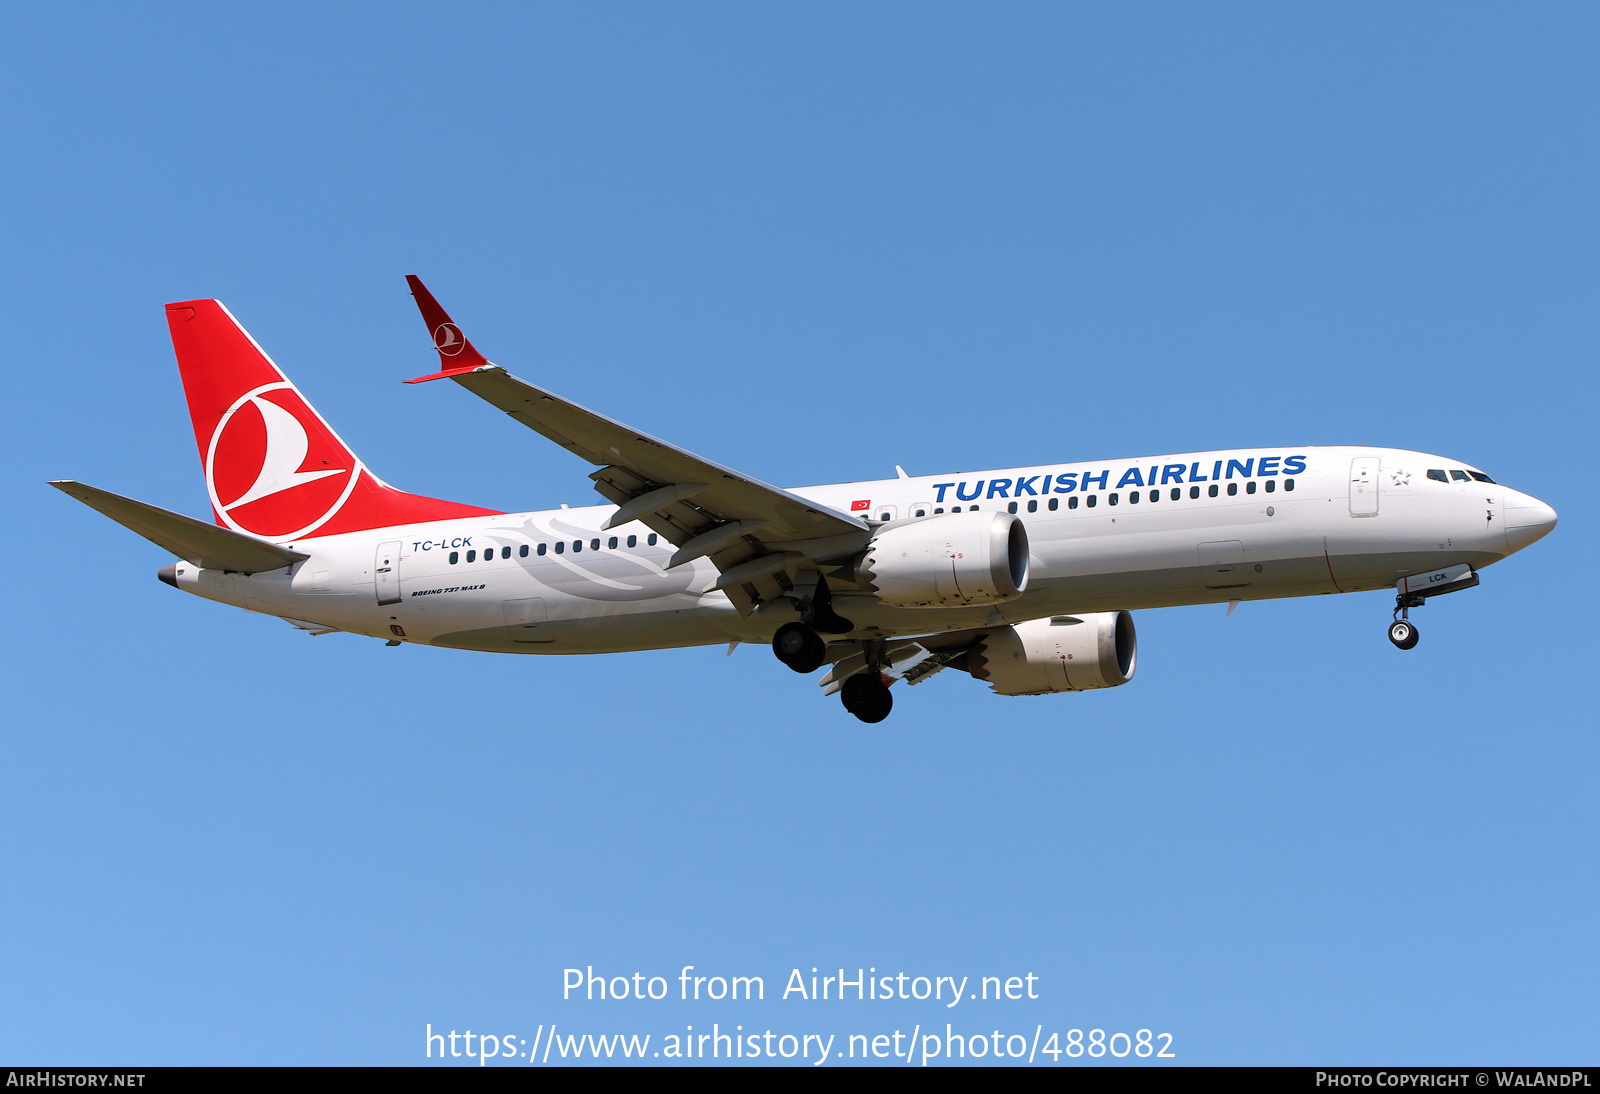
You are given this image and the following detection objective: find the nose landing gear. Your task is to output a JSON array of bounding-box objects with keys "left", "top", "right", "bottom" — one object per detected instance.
[
  {"left": 1386, "top": 564, "right": 1480, "bottom": 651},
  {"left": 1388, "top": 618, "right": 1420, "bottom": 650}
]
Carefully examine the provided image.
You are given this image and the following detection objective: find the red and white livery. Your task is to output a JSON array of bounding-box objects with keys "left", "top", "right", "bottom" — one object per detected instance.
[{"left": 53, "top": 279, "right": 1559, "bottom": 722}]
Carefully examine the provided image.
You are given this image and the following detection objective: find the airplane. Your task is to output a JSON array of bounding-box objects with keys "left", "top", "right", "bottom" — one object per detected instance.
[{"left": 51, "top": 277, "right": 1558, "bottom": 723}]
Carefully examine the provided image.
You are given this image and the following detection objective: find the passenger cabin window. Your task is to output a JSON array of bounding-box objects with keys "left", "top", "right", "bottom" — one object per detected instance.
[
  {"left": 1007, "top": 502, "right": 1018, "bottom": 514},
  {"left": 1150, "top": 489, "right": 1159, "bottom": 502},
  {"left": 555, "top": 542, "right": 564, "bottom": 554},
  {"left": 1084, "top": 495, "right": 1095, "bottom": 508},
  {"left": 573, "top": 541, "right": 582, "bottom": 553},
  {"left": 537, "top": 543, "right": 547, "bottom": 556},
  {"left": 1068, "top": 496, "right": 1079, "bottom": 509},
  {"left": 1285, "top": 479, "right": 1296, "bottom": 491},
  {"left": 449, "top": 551, "right": 459, "bottom": 564},
  {"left": 608, "top": 536, "right": 618, "bottom": 549},
  {"left": 1427, "top": 469, "right": 1449, "bottom": 482},
  {"left": 1048, "top": 498, "right": 1059, "bottom": 511},
  {"left": 1227, "top": 483, "right": 1238, "bottom": 496},
  {"left": 502, "top": 546, "right": 511, "bottom": 559},
  {"left": 466, "top": 550, "right": 476, "bottom": 562},
  {"left": 1209, "top": 484, "right": 1219, "bottom": 497},
  {"left": 1027, "top": 499, "right": 1038, "bottom": 513},
  {"left": 1451, "top": 470, "right": 1471, "bottom": 482},
  {"left": 879, "top": 511, "right": 891, "bottom": 521},
  {"left": 1127, "top": 491, "right": 1138, "bottom": 504},
  {"left": 591, "top": 538, "right": 600, "bottom": 551},
  {"left": 934, "top": 507, "right": 945, "bottom": 514},
  {"left": 914, "top": 507, "right": 927, "bottom": 517},
  {"left": 647, "top": 534, "right": 658, "bottom": 546},
  {"left": 1171, "top": 488, "right": 1181, "bottom": 501},
  {"left": 951, "top": 506, "right": 962, "bottom": 513},
  {"left": 1265, "top": 480, "right": 1275, "bottom": 493},
  {"left": 627, "top": 535, "right": 637, "bottom": 547},
  {"left": 1246, "top": 481, "right": 1257, "bottom": 494},
  {"left": 1189, "top": 486, "right": 1198, "bottom": 499},
  {"left": 1469, "top": 471, "right": 1496, "bottom": 484},
  {"left": 519, "top": 544, "right": 529, "bottom": 557}
]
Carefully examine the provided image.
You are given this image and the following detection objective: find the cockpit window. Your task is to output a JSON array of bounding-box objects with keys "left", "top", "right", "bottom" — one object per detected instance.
[
  {"left": 1450, "top": 470, "right": 1471, "bottom": 482},
  {"left": 1427, "top": 469, "right": 1449, "bottom": 483},
  {"left": 1468, "top": 471, "right": 1496, "bottom": 484}
]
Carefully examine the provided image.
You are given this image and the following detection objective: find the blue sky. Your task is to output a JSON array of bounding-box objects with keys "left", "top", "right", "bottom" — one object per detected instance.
[{"left": 1, "top": 3, "right": 1595, "bottom": 1066}]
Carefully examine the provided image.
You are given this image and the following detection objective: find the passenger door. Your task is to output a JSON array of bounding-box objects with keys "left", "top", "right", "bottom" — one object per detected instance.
[
  {"left": 1349, "top": 457, "right": 1380, "bottom": 517},
  {"left": 375, "top": 540, "right": 402, "bottom": 605}
]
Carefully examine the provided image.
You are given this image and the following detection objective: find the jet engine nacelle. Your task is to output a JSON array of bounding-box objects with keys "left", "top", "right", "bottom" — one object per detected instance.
[
  {"left": 857, "top": 510, "right": 1029, "bottom": 608},
  {"left": 967, "top": 611, "right": 1136, "bottom": 695}
]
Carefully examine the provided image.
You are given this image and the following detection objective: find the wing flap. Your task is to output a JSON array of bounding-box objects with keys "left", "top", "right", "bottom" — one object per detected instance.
[{"left": 50, "top": 480, "right": 308, "bottom": 573}]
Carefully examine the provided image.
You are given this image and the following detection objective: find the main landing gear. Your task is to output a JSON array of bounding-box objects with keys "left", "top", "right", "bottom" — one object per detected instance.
[
  {"left": 840, "top": 672, "right": 893, "bottom": 723},
  {"left": 769, "top": 575, "right": 853, "bottom": 674}
]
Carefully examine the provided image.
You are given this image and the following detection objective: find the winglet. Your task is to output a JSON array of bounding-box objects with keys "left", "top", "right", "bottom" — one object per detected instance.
[{"left": 405, "top": 275, "right": 491, "bottom": 383}]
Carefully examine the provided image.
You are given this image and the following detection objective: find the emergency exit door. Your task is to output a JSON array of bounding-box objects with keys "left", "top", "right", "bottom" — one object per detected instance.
[
  {"left": 375, "top": 541, "right": 402, "bottom": 605},
  {"left": 1349, "top": 457, "right": 1380, "bottom": 517}
]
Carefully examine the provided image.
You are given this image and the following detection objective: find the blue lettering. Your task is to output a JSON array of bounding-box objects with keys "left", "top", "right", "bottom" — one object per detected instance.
[
  {"left": 1212, "top": 460, "right": 1223, "bottom": 481},
  {"left": 1014, "top": 475, "right": 1041, "bottom": 496},
  {"left": 1226, "top": 459, "right": 1254, "bottom": 480},
  {"left": 1161, "top": 464, "right": 1186, "bottom": 485},
  {"left": 986, "top": 479, "right": 1012, "bottom": 499},
  {"left": 932, "top": 483, "right": 956, "bottom": 502},
  {"left": 1053, "top": 473, "right": 1078, "bottom": 493},
  {"left": 1283, "top": 455, "right": 1306, "bottom": 475},
  {"left": 1189, "top": 462, "right": 1208, "bottom": 482},
  {"left": 1081, "top": 469, "right": 1109, "bottom": 491},
  {"left": 956, "top": 481, "right": 984, "bottom": 501},
  {"left": 1116, "top": 467, "right": 1145, "bottom": 489},
  {"left": 1258, "top": 456, "right": 1282, "bottom": 476}
]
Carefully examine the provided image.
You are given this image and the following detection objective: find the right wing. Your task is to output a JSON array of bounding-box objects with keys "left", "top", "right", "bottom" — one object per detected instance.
[
  {"left": 402, "top": 276, "right": 871, "bottom": 611},
  {"left": 49, "top": 480, "right": 308, "bottom": 574}
]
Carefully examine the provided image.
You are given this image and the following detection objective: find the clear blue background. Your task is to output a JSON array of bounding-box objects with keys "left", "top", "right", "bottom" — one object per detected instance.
[{"left": 1, "top": 2, "right": 1594, "bottom": 1066}]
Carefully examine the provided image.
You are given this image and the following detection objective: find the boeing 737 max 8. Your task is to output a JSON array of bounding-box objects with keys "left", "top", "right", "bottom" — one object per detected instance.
[{"left": 52, "top": 278, "right": 1558, "bottom": 722}]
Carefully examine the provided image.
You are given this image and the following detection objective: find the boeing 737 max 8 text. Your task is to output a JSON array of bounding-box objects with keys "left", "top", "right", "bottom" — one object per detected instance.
[{"left": 52, "top": 278, "right": 1559, "bottom": 722}]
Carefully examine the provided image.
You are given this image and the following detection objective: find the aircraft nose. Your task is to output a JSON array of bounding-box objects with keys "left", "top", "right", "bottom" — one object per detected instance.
[{"left": 1503, "top": 492, "right": 1558, "bottom": 554}]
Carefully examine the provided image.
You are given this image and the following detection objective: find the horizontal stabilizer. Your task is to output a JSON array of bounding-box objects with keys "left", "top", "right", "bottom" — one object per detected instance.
[{"left": 49, "top": 480, "right": 309, "bottom": 573}]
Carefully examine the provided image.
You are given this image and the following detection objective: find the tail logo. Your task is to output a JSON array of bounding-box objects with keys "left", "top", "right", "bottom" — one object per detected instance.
[
  {"left": 205, "top": 382, "right": 359, "bottom": 540},
  {"left": 433, "top": 322, "right": 466, "bottom": 356}
]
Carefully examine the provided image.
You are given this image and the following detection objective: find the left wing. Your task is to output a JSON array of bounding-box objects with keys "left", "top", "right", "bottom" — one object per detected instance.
[{"left": 402, "top": 276, "right": 870, "bottom": 612}]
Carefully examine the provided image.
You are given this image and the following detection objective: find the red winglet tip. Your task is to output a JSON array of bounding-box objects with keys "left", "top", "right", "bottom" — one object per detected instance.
[{"left": 405, "top": 274, "right": 489, "bottom": 370}]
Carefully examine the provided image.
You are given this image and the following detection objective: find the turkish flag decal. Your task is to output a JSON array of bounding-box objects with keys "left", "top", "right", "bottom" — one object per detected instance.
[{"left": 851, "top": 499, "right": 871, "bottom": 511}]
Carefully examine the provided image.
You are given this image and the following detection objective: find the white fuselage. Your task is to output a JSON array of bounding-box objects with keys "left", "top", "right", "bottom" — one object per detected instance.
[{"left": 167, "top": 446, "right": 1554, "bottom": 653}]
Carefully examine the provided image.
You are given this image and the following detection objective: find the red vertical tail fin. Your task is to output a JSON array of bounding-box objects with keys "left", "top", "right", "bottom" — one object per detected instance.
[{"left": 165, "top": 299, "right": 499, "bottom": 542}]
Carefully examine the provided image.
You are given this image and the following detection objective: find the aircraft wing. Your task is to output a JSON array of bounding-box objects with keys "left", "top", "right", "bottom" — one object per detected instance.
[
  {"left": 402, "top": 277, "right": 870, "bottom": 607},
  {"left": 49, "top": 480, "right": 309, "bottom": 573}
]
